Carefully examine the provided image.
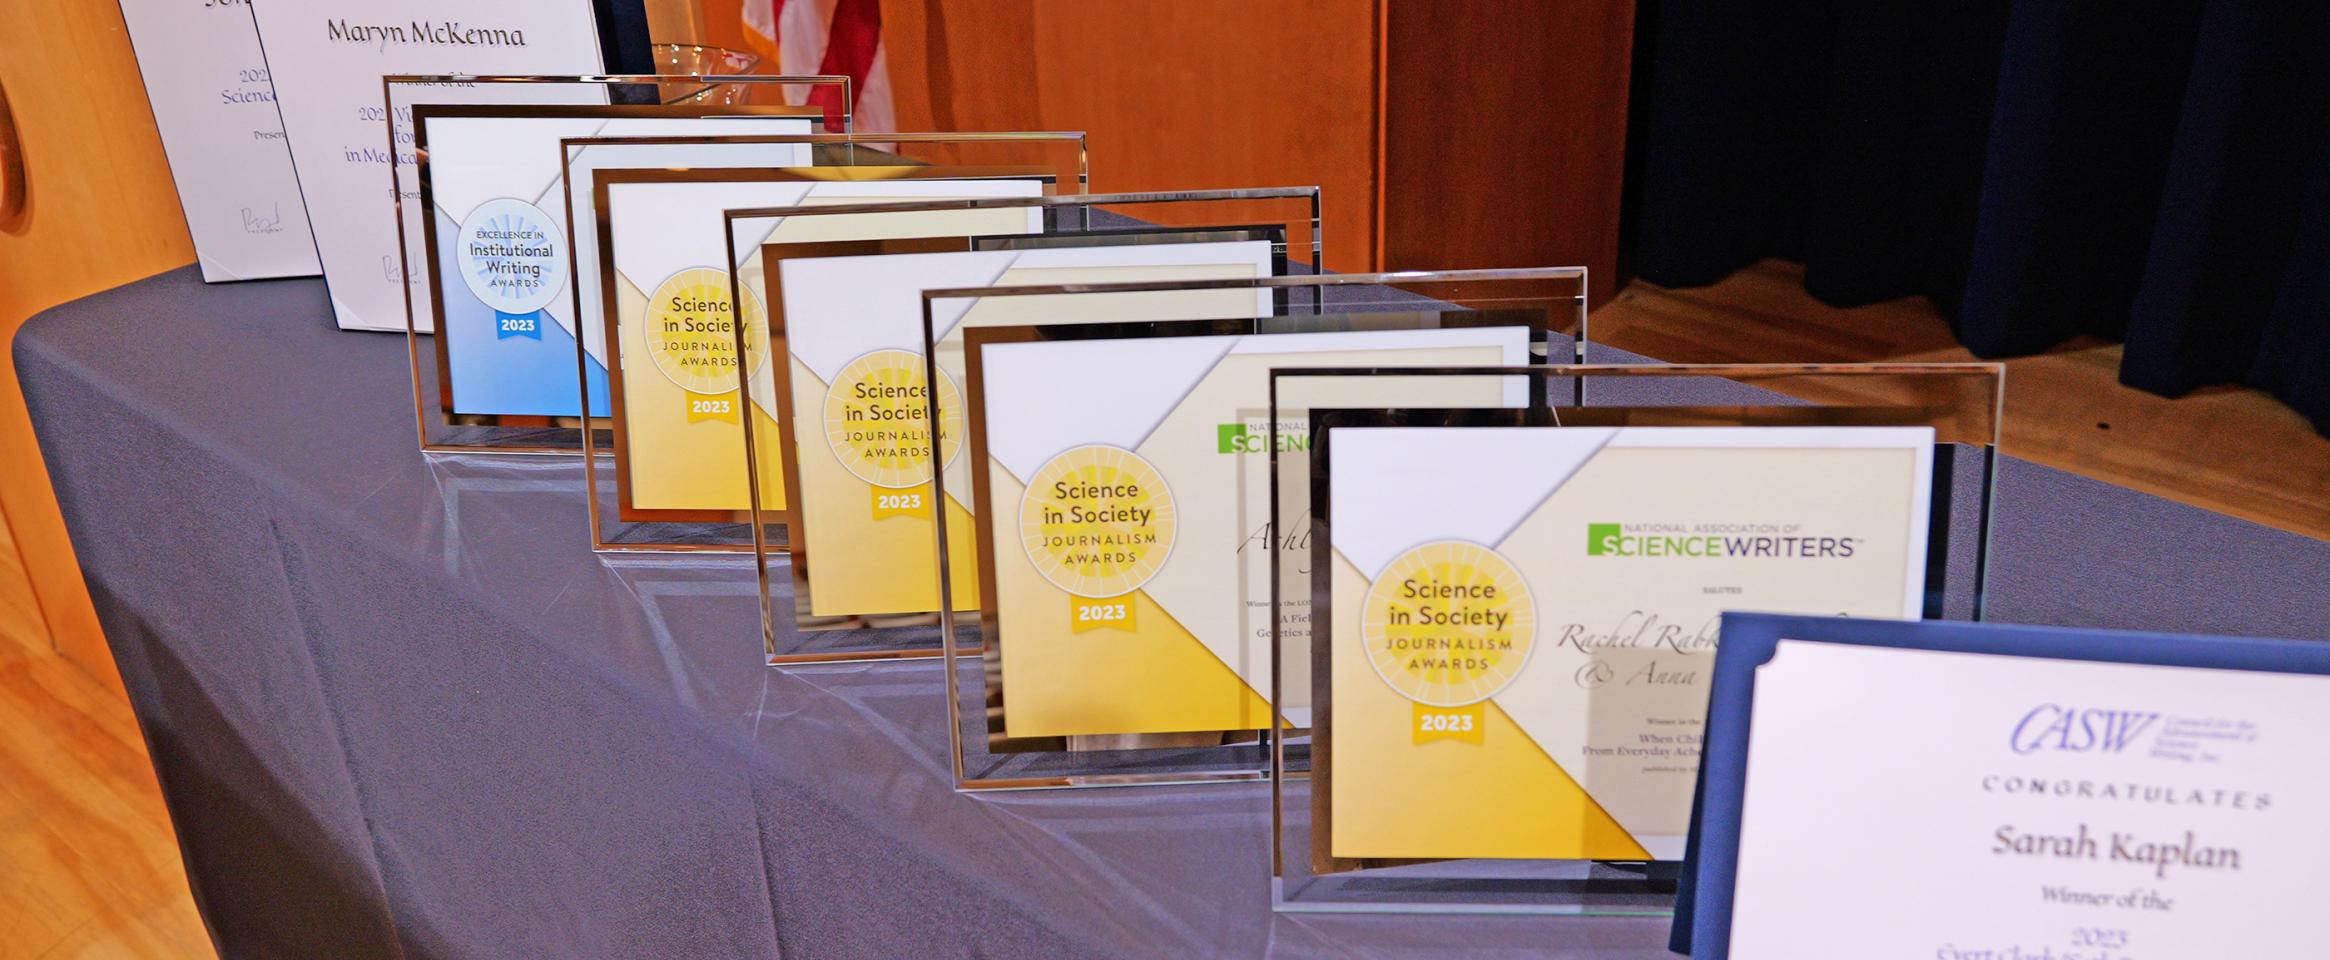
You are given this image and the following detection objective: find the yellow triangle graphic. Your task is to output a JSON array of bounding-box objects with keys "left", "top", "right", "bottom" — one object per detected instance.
[
  {"left": 1327, "top": 554, "right": 1647, "bottom": 860},
  {"left": 1330, "top": 694, "right": 1649, "bottom": 861},
  {"left": 1000, "top": 587, "right": 1271, "bottom": 738}
]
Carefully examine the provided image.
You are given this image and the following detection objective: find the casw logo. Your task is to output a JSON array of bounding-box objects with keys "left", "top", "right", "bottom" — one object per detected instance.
[{"left": 2009, "top": 704, "right": 2160, "bottom": 755}]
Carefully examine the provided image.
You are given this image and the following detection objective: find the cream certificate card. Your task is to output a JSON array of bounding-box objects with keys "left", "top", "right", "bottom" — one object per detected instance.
[
  {"left": 974, "top": 328, "right": 1531, "bottom": 738},
  {"left": 776, "top": 244, "right": 1276, "bottom": 620},
  {"left": 119, "top": 0, "right": 319, "bottom": 281},
  {"left": 1727, "top": 640, "right": 2319, "bottom": 957},
  {"left": 602, "top": 177, "right": 1044, "bottom": 519},
  {"left": 1326, "top": 426, "right": 1932, "bottom": 862},
  {"left": 249, "top": 0, "right": 609, "bottom": 330}
]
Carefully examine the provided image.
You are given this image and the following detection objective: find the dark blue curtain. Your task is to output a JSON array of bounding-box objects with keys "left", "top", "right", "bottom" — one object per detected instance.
[
  {"left": 1628, "top": 1, "right": 2330, "bottom": 435},
  {"left": 594, "top": 0, "right": 656, "bottom": 75}
]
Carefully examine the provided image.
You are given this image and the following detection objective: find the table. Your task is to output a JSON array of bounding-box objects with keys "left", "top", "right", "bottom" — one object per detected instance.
[{"left": 17, "top": 266, "right": 2329, "bottom": 958}]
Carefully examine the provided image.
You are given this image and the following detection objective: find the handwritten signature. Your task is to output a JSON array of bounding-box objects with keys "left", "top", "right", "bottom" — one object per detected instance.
[{"left": 240, "top": 203, "right": 284, "bottom": 235}]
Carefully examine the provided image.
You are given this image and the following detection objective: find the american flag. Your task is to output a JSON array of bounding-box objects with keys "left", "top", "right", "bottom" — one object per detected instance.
[{"left": 740, "top": 0, "right": 895, "bottom": 133}]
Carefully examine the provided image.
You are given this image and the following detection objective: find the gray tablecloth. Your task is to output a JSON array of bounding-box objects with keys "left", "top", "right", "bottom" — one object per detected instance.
[{"left": 15, "top": 265, "right": 2328, "bottom": 959}]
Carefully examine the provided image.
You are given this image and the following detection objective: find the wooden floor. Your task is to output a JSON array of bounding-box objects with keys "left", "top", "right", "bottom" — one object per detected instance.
[
  {"left": 0, "top": 517, "right": 39, "bottom": 658},
  {"left": 1595, "top": 260, "right": 2330, "bottom": 541},
  {"left": 0, "top": 515, "right": 212, "bottom": 958},
  {"left": 0, "top": 259, "right": 2322, "bottom": 960}
]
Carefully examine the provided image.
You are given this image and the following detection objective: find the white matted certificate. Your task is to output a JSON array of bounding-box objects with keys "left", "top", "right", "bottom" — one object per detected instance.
[
  {"left": 1323, "top": 426, "right": 1932, "bottom": 863},
  {"left": 249, "top": 1, "right": 609, "bottom": 330},
  {"left": 599, "top": 175, "right": 1045, "bottom": 522},
  {"left": 778, "top": 244, "right": 1277, "bottom": 621},
  {"left": 559, "top": 138, "right": 816, "bottom": 425},
  {"left": 1689, "top": 614, "right": 2325, "bottom": 959},
  {"left": 118, "top": 0, "right": 318, "bottom": 281},
  {"left": 967, "top": 325, "right": 1533, "bottom": 738}
]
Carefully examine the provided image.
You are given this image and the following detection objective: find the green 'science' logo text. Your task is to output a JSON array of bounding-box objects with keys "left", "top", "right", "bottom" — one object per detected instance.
[
  {"left": 1586, "top": 522, "right": 1861, "bottom": 559},
  {"left": 1216, "top": 421, "right": 1310, "bottom": 455}
]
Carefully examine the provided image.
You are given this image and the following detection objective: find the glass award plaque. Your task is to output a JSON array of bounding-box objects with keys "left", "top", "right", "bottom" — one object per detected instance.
[
  {"left": 920, "top": 270, "right": 1591, "bottom": 791},
  {"left": 558, "top": 133, "right": 1082, "bottom": 479},
  {"left": 737, "top": 188, "right": 1322, "bottom": 665},
  {"left": 583, "top": 140, "right": 1086, "bottom": 555},
  {"left": 1268, "top": 362, "right": 2002, "bottom": 913},
  {"left": 389, "top": 75, "right": 849, "bottom": 456}
]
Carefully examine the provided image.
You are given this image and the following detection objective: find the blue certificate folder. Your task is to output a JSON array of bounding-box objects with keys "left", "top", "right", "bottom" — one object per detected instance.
[{"left": 1673, "top": 613, "right": 2324, "bottom": 956}]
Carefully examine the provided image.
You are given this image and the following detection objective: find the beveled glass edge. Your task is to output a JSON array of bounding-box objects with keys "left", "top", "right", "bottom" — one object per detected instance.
[
  {"left": 726, "top": 186, "right": 1321, "bottom": 221},
  {"left": 387, "top": 75, "right": 855, "bottom": 457},
  {"left": 945, "top": 312, "right": 1553, "bottom": 784},
  {"left": 1261, "top": 362, "right": 2005, "bottom": 447},
  {"left": 957, "top": 769, "right": 1269, "bottom": 792},
  {"left": 405, "top": 106, "right": 837, "bottom": 457},
  {"left": 935, "top": 325, "right": 1551, "bottom": 792},
  {"left": 736, "top": 190, "right": 1315, "bottom": 664},
  {"left": 565, "top": 162, "right": 1067, "bottom": 556},
  {"left": 915, "top": 270, "right": 1590, "bottom": 784},
  {"left": 384, "top": 73, "right": 850, "bottom": 86},
  {"left": 732, "top": 189, "right": 1317, "bottom": 660},
  {"left": 921, "top": 266, "right": 1594, "bottom": 401},
  {"left": 1262, "top": 361, "right": 2004, "bottom": 910},
  {"left": 567, "top": 131, "right": 1091, "bottom": 149},
  {"left": 755, "top": 225, "right": 1299, "bottom": 655},
  {"left": 923, "top": 266, "right": 1590, "bottom": 301}
]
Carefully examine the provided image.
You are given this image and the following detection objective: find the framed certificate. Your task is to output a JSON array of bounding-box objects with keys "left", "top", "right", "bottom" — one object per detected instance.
[
  {"left": 919, "top": 269, "right": 1593, "bottom": 790},
  {"left": 1270, "top": 361, "right": 2002, "bottom": 913},
  {"left": 739, "top": 188, "right": 1320, "bottom": 664},
  {"left": 1682, "top": 613, "right": 2325, "bottom": 958},
  {"left": 539, "top": 132, "right": 996, "bottom": 461},
  {"left": 952, "top": 315, "right": 1550, "bottom": 791},
  {"left": 410, "top": 103, "right": 830, "bottom": 450},
  {"left": 118, "top": 0, "right": 319, "bottom": 281},
  {"left": 585, "top": 165, "right": 1059, "bottom": 554},
  {"left": 246, "top": 0, "right": 639, "bottom": 330}
]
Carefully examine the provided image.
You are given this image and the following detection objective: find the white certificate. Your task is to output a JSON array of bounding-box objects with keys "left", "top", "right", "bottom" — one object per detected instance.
[
  {"left": 775, "top": 242, "right": 1274, "bottom": 622},
  {"left": 560, "top": 138, "right": 815, "bottom": 413},
  {"left": 1326, "top": 426, "right": 1932, "bottom": 862},
  {"left": 600, "top": 176, "right": 1046, "bottom": 519},
  {"left": 118, "top": 0, "right": 318, "bottom": 281},
  {"left": 971, "top": 326, "right": 1529, "bottom": 738},
  {"left": 1726, "top": 640, "right": 2321, "bottom": 957},
  {"left": 249, "top": 1, "right": 609, "bottom": 330},
  {"left": 420, "top": 116, "right": 811, "bottom": 417}
]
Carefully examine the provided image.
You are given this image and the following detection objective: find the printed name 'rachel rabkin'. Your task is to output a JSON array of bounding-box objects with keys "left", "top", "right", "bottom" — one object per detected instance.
[{"left": 1992, "top": 823, "right": 2240, "bottom": 880}]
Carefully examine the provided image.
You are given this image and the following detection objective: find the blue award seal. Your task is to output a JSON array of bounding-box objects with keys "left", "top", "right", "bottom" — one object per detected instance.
[{"left": 455, "top": 197, "right": 565, "bottom": 339}]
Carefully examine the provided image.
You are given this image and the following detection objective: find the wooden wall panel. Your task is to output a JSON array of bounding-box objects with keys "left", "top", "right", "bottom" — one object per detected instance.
[
  {"left": 887, "top": 0, "right": 1383, "bottom": 271},
  {"left": 0, "top": 1, "right": 197, "bottom": 688},
  {"left": 676, "top": 0, "right": 1383, "bottom": 271},
  {"left": 673, "top": 1, "right": 1634, "bottom": 284},
  {"left": 1382, "top": 0, "right": 1634, "bottom": 305}
]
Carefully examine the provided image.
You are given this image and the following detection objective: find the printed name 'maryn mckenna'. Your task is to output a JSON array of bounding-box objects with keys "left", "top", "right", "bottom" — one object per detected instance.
[{"left": 325, "top": 20, "right": 529, "bottom": 52}]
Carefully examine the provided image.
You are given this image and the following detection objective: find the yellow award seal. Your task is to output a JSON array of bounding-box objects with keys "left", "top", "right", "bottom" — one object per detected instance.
[
  {"left": 644, "top": 268, "right": 766, "bottom": 419},
  {"left": 823, "top": 348, "right": 962, "bottom": 489},
  {"left": 1019, "top": 445, "right": 1177, "bottom": 599},
  {"left": 1361, "top": 540, "right": 1536, "bottom": 707}
]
